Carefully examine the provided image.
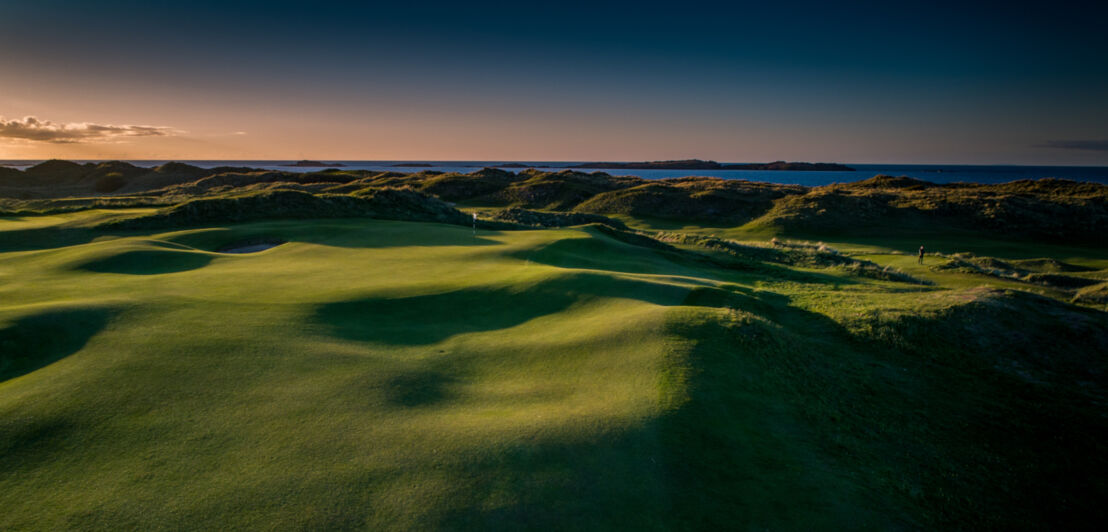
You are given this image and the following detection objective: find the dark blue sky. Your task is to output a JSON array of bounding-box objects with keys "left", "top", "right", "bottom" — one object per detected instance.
[{"left": 1, "top": 1, "right": 1106, "bottom": 163}]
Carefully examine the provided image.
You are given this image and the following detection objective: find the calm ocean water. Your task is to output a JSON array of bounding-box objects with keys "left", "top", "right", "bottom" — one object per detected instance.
[{"left": 3, "top": 160, "right": 1108, "bottom": 186}]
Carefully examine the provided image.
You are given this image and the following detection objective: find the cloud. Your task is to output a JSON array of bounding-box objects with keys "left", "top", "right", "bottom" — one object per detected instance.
[
  {"left": 1037, "top": 140, "right": 1108, "bottom": 152},
  {"left": 0, "top": 116, "right": 180, "bottom": 144},
  {"left": 204, "top": 131, "right": 248, "bottom": 137}
]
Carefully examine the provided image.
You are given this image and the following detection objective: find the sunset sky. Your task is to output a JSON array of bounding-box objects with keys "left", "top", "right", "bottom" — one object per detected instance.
[{"left": 1, "top": 1, "right": 1106, "bottom": 164}]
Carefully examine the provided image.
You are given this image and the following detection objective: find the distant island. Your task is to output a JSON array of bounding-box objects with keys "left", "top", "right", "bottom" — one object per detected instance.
[
  {"left": 390, "top": 163, "right": 434, "bottom": 167},
  {"left": 567, "top": 159, "right": 854, "bottom": 171},
  {"left": 283, "top": 160, "right": 345, "bottom": 167},
  {"left": 725, "top": 161, "right": 855, "bottom": 171}
]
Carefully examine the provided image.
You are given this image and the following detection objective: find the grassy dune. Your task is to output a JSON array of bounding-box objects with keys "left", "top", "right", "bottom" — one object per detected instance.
[{"left": 2, "top": 208, "right": 1106, "bottom": 530}]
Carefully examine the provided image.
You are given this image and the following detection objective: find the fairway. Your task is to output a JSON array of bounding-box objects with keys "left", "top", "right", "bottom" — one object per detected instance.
[{"left": 2, "top": 211, "right": 1105, "bottom": 530}]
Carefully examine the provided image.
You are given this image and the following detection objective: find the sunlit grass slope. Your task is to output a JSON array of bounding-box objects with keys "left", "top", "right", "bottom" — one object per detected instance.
[{"left": 1, "top": 213, "right": 1105, "bottom": 530}]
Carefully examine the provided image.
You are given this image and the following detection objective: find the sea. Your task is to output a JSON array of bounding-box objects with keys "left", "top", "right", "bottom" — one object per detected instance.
[{"left": 2, "top": 160, "right": 1108, "bottom": 187}]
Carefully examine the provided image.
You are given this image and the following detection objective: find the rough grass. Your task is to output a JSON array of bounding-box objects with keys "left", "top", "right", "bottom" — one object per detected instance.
[
  {"left": 5, "top": 161, "right": 1105, "bottom": 247},
  {"left": 745, "top": 176, "right": 1107, "bottom": 244},
  {"left": 97, "top": 188, "right": 471, "bottom": 230},
  {"left": 0, "top": 208, "right": 1105, "bottom": 530},
  {"left": 484, "top": 207, "right": 628, "bottom": 229},
  {"left": 1074, "top": 282, "right": 1108, "bottom": 307}
]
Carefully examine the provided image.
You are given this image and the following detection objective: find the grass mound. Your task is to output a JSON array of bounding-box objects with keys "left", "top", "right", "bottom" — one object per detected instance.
[
  {"left": 853, "top": 288, "right": 1108, "bottom": 379},
  {"left": 1023, "top": 272, "right": 1101, "bottom": 289},
  {"left": 657, "top": 232, "right": 929, "bottom": 284},
  {"left": 74, "top": 249, "right": 215, "bottom": 275},
  {"left": 98, "top": 188, "right": 469, "bottom": 229},
  {"left": 490, "top": 170, "right": 635, "bottom": 210},
  {"left": 417, "top": 168, "right": 525, "bottom": 201},
  {"left": 315, "top": 272, "right": 687, "bottom": 346},
  {"left": 750, "top": 176, "right": 1107, "bottom": 243},
  {"left": 833, "top": 288, "right": 1108, "bottom": 528},
  {"left": 485, "top": 207, "right": 627, "bottom": 229},
  {"left": 1073, "top": 282, "right": 1108, "bottom": 306},
  {"left": 5, "top": 160, "right": 1105, "bottom": 246},
  {"left": 933, "top": 252, "right": 1101, "bottom": 290},
  {"left": 1010, "top": 257, "right": 1095, "bottom": 273},
  {"left": 573, "top": 178, "right": 802, "bottom": 224},
  {"left": 24, "top": 159, "right": 89, "bottom": 182},
  {"left": 509, "top": 227, "right": 686, "bottom": 275}
]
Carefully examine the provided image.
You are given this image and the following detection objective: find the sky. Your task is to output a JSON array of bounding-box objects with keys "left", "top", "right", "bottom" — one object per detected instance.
[{"left": 1, "top": 0, "right": 1106, "bottom": 164}]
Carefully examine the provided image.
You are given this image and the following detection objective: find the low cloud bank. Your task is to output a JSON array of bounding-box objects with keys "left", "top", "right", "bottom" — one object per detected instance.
[{"left": 0, "top": 116, "right": 179, "bottom": 143}]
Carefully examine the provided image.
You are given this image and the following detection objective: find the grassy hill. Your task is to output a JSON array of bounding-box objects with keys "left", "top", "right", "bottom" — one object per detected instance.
[
  {"left": 1, "top": 207, "right": 1106, "bottom": 530},
  {"left": 5, "top": 161, "right": 1103, "bottom": 243},
  {"left": 743, "top": 175, "right": 1108, "bottom": 243},
  {"left": 1, "top": 163, "right": 1106, "bottom": 529}
]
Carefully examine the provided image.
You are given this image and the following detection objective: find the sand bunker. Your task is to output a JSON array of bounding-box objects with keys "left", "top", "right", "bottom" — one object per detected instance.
[{"left": 217, "top": 240, "right": 287, "bottom": 254}]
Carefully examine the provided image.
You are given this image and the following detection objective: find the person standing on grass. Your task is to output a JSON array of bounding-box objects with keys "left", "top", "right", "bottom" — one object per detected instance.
[{"left": 918, "top": 245, "right": 925, "bottom": 264}]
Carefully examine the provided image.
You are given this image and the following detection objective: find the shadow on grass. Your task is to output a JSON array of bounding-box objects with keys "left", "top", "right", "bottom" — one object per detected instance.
[
  {"left": 654, "top": 307, "right": 887, "bottom": 529},
  {"left": 660, "top": 289, "right": 1108, "bottom": 530},
  {"left": 422, "top": 305, "right": 882, "bottom": 530},
  {"left": 433, "top": 425, "right": 674, "bottom": 530},
  {"left": 383, "top": 370, "right": 458, "bottom": 407},
  {"left": 74, "top": 249, "right": 214, "bottom": 275},
  {"left": 314, "top": 273, "right": 694, "bottom": 346},
  {"left": 509, "top": 236, "right": 683, "bottom": 275},
  {"left": 0, "top": 226, "right": 103, "bottom": 253},
  {"left": 310, "top": 228, "right": 502, "bottom": 249},
  {"left": 426, "top": 292, "right": 1108, "bottom": 529},
  {"left": 0, "top": 307, "right": 116, "bottom": 382},
  {"left": 160, "top": 222, "right": 502, "bottom": 253},
  {"left": 0, "top": 219, "right": 501, "bottom": 256},
  {"left": 0, "top": 417, "right": 79, "bottom": 475}
]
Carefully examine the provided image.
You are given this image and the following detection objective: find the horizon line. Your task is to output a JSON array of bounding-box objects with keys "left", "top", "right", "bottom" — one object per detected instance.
[{"left": 3, "top": 158, "right": 1108, "bottom": 169}]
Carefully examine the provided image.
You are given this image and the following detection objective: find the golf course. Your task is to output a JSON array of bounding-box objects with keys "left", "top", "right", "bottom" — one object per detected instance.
[{"left": 1, "top": 162, "right": 1107, "bottom": 530}]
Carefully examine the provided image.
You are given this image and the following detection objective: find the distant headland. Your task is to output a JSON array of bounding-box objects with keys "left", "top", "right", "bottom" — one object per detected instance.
[{"left": 282, "top": 160, "right": 346, "bottom": 167}]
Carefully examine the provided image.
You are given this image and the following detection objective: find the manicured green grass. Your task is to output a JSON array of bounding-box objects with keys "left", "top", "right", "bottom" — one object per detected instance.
[{"left": 1, "top": 214, "right": 1105, "bottom": 529}]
